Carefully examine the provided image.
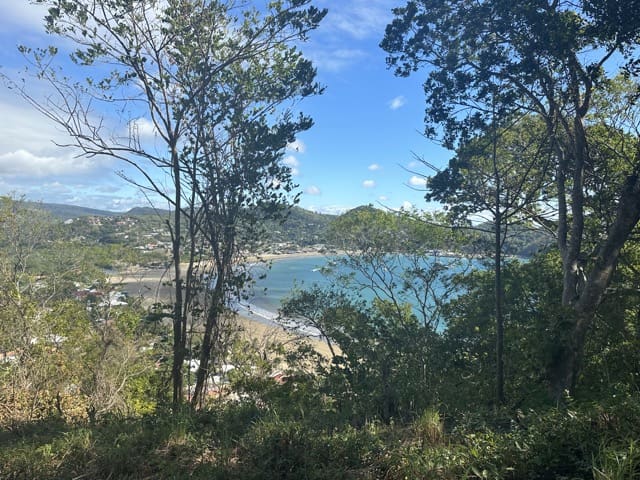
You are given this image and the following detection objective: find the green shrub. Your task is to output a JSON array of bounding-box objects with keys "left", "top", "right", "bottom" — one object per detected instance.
[{"left": 234, "top": 416, "right": 380, "bottom": 480}]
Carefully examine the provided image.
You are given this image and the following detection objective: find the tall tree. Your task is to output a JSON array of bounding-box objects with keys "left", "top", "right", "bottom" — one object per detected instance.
[
  {"left": 382, "top": 0, "right": 640, "bottom": 399},
  {"left": 180, "top": 45, "right": 321, "bottom": 407},
  {"left": 426, "top": 115, "right": 553, "bottom": 404},
  {"left": 5, "top": 0, "right": 325, "bottom": 405}
]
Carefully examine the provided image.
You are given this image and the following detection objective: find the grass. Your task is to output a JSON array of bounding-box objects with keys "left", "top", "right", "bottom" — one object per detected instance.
[{"left": 1, "top": 398, "right": 639, "bottom": 479}]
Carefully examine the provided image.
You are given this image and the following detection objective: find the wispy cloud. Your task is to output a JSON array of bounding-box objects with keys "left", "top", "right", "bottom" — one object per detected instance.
[
  {"left": 305, "top": 0, "right": 396, "bottom": 72},
  {"left": 129, "top": 117, "right": 158, "bottom": 139},
  {"left": 368, "top": 163, "right": 381, "bottom": 171},
  {"left": 305, "top": 185, "right": 321, "bottom": 195},
  {"left": 0, "top": 3, "right": 49, "bottom": 34},
  {"left": 317, "top": 0, "right": 396, "bottom": 40},
  {"left": 0, "top": 149, "right": 96, "bottom": 177},
  {"left": 306, "top": 48, "right": 368, "bottom": 73},
  {"left": 389, "top": 95, "right": 406, "bottom": 110},
  {"left": 362, "top": 179, "right": 376, "bottom": 188}
]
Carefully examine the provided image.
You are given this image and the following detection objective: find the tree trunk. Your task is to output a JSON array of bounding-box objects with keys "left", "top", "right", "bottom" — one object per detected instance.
[
  {"left": 191, "top": 275, "right": 225, "bottom": 407},
  {"left": 171, "top": 147, "right": 185, "bottom": 407},
  {"left": 491, "top": 114, "right": 505, "bottom": 406},
  {"left": 495, "top": 214, "right": 505, "bottom": 405},
  {"left": 549, "top": 167, "right": 640, "bottom": 400}
]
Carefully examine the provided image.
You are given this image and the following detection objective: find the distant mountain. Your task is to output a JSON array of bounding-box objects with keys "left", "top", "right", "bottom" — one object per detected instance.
[
  {"left": 29, "top": 202, "right": 171, "bottom": 220},
  {"left": 30, "top": 202, "right": 118, "bottom": 219}
]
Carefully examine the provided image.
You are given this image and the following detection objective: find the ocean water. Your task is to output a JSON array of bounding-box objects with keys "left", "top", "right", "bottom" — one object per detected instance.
[
  {"left": 238, "top": 255, "right": 334, "bottom": 324},
  {"left": 237, "top": 254, "right": 472, "bottom": 327}
]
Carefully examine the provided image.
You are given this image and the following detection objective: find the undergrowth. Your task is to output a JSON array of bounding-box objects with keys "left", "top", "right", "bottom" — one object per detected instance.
[{"left": 1, "top": 395, "right": 639, "bottom": 479}]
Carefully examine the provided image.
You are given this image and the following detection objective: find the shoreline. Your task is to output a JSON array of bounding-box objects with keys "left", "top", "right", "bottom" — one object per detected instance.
[
  {"left": 110, "top": 250, "right": 330, "bottom": 288},
  {"left": 108, "top": 252, "right": 334, "bottom": 357}
]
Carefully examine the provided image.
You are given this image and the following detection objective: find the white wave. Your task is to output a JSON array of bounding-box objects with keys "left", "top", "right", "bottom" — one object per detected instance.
[{"left": 235, "top": 301, "right": 279, "bottom": 323}]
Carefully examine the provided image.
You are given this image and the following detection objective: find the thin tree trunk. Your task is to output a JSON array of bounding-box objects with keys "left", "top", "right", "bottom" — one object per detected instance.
[
  {"left": 495, "top": 212, "right": 505, "bottom": 405},
  {"left": 171, "top": 147, "right": 185, "bottom": 407},
  {"left": 191, "top": 274, "right": 225, "bottom": 407},
  {"left": 491, "top": 110, "right": 505, "bottom": 406}
]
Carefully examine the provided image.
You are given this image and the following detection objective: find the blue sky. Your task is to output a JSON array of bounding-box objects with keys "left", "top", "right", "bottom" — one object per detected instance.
[{"left": 0, "top": 1, "right": 451, "bottom": 214}]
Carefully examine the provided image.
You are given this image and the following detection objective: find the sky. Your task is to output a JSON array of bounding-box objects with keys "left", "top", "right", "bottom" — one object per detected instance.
[{"left": 0, "top": 0, "right": 452, "bottom": 215}]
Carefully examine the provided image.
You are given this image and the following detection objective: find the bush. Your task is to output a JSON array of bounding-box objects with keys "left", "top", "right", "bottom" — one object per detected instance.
[{"left": 235, "top": 416, "right": 381, "bottom": 480}]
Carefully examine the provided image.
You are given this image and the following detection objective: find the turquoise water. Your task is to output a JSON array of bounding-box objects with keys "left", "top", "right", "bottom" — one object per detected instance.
[
  {"left": 238, "top": 255, "right": 472, "bottom": 327},
  {"left": 239, "top": 256, "right": 335, "bottom": 323}
]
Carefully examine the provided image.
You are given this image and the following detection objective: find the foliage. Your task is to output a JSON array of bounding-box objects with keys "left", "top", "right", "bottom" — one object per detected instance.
[
  {"left": 2, "top": 395, "right": 640, "bottom": 479},
  {"left": 382, "top": 0, "right": 640, "bottom": 399},
  {"left": 0, "top": 198, "right": 161, "bottom": 425},
  {"left": 281, "top": 286, "right": 443, "bottom": 424}
]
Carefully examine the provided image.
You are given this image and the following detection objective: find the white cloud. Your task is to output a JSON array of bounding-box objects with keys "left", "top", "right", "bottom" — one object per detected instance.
[
  {"left": 305, "top": 185, "right": 321, "bottom": 195},
  {"left": 0, "top": 3, "right": 49, "bottom": 34},
  {"left": 129, "top": 117, "right": 157, "bottom": 139},
  {"left": 368, "top": 163, "right": 381, "bottom": 171},
  {"left": 409, "top": 175, "right": 428, "bottom": 187},
  {"left": 306, "top": 48, "right": 368, "bottom": 73},
  {"left": 402, "top": 201, "right": 413, "bottom": 210},
  {"left": 389, "top": 96, "right": 406, "bottom": 110},
  {"left": 0, "top": 96, "right": 75, "bottom": 154},
  {"left": 283, "top": 155, "right": 300, "bottom": 168},
  {"left": 378, "top": 195, "right": 389, "bottom": 201},
  {"left": 41, "top": 181, "right": 71, "bottom": 193},
  {"left": 0, "top": 149, "right": 96, "bottom": 177},
  {"left": 286, "top": 139, "right": 306, "bottom": 153},
  {"left": 283, "top": 155, "right": 300, "bottom": 176},
  {"left": 362, "top": 180, "right": 376, "bottom": 188},
  {"left": 318, "top": 0, "right": 396, "bottom": 40},
  {"left": 306, "top": 204, "right": 352, "bottom": 215}
]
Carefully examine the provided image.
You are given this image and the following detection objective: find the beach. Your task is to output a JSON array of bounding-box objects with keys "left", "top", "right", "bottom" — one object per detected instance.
[{"left": 108, "top": 253, "right": 334, "bottom": 358}]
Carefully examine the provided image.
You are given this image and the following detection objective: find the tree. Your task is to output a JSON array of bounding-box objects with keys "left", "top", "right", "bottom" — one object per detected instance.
[
  {"left": 382, "top": 0, "right": 640, "bottom": 399},
  {"left": 440, "top": 253, "right": 565, "bottom": 411},
  {"left": 278, "top": 207, "right": 465, "bottom": 422},
  {"left": 326, "top": 205, "right": 462, "bottom": 331},
  {"left": 5, "top": 0, "right": 325, "bottom": 405},
  {"left": 425, "top": 115, "right": 553, "bottom": 404},
  {"left": 0, "top": 198, "right": 157, "bottom": 423},
  {"left": 180, "top": 42, "right": 322, "bottom": 406},
  {"left": 281, "top": 288, "right": 441, "bottom": 423}
]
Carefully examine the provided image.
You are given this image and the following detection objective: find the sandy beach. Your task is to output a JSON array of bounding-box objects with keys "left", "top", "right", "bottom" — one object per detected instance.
[{"left": 108, "top": 253, "right": 334, "bottom": 359}]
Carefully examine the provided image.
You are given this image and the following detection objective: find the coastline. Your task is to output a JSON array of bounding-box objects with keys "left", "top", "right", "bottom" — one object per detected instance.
[{"left": 108, "top": 252, "right": 334, "bottom": 357}]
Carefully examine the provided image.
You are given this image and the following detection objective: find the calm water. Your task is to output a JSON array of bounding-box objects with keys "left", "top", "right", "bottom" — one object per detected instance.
[
  {"left": 239, "top": 256, "right": 335, "bottom": 323},
  {"left": 237, "top": 254, "right": 473, "bottom": 326}
]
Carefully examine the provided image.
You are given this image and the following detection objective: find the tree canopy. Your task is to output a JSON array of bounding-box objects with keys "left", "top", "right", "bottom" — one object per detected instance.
[{"left": 382, "top": 0, "right": 640, "bottom": 398}]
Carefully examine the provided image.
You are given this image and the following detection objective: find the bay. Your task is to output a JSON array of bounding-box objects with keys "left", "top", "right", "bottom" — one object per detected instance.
[
  {"left": 238, "top": 255, "right": 333, "bottom": 324},
  {"left": 237, "top": 254, "right": 474, "bottom": 327}
]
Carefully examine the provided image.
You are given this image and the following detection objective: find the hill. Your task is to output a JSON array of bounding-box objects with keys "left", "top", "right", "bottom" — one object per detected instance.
[
  {"left": 264, "top": 206, "right": 336, "bottom": 247},
  {"left": 25, "top": 201, "right": 550, "bottom": 257},
  {"left": 26, "top": 201, "right": 334, "bottom": 249},
  {"left": 30, "top": 202, "right": 119, "bottom": 219},
  {"left": 27, "top": 201, "right": 171, "bottom": 220}
]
